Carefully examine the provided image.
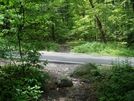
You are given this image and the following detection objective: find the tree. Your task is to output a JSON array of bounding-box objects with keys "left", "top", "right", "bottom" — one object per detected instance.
[{"left": 0, "top": 0, "right": 48, "bottom": 70}]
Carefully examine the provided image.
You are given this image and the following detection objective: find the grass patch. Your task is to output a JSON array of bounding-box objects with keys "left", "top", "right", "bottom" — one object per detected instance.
[{"left": 70, "top": 41, "right": 134, "bottom": 57}]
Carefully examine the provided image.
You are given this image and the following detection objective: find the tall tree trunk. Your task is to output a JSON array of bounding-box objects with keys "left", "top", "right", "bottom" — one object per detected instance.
[
  {"left": 51, "top": 17, "right": 55, "bottom": 41},
  {"left": 88, "top": 0, "right": 106, "bottom": 43}
]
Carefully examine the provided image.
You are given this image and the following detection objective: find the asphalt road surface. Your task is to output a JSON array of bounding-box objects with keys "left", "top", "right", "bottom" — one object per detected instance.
[{"left": 39, "top": 51, "right": 134, "bottom": 66}]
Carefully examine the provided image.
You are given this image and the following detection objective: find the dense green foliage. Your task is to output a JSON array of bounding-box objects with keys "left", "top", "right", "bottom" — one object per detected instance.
[
  {"left": 94, "top": 60, "right": 134, "bottom": 101},
  {"left": 0, "top": 1, "right": 50, "bottom": 101},
  {"left": 1, "top": 0, "right": 134, "bottom": 47},
  {"left": 0, "top": 0, "right": 134, "bottom": 100},
  {"left": 0, "top": 65, "right": 49, "bottom": 101},
  {"left": 78, "top": 60, "right": 134, "bottom": 101}
]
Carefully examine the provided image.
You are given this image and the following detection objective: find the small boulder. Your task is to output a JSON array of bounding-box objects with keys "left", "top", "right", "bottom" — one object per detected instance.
[
  {"left": 56, "top": 75, "right": 73, "bottom": 87},
  {"left": 70, "top": 63, "right": 97, "bottom": 77}
]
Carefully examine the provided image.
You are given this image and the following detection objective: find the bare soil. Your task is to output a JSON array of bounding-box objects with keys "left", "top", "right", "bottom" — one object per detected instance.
[{"left": 58, "top": 44, "right": 70, "bottom": 53}]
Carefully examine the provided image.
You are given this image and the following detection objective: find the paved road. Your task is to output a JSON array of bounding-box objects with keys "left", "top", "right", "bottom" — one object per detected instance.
[{"left": 39, "top": 51, "right": 134, "bottom": 66}]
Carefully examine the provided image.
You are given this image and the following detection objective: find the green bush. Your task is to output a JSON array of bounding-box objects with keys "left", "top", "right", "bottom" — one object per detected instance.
[
  {"left": 96, "top": 60, "right": 134, "bottom": 101},
  {"left": 0, "top": 65, "right": 50, "bottom": 101}
]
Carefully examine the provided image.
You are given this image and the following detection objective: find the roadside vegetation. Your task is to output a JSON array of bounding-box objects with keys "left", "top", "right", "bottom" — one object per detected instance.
[
  {"left": 36, "top": 41, "right": 134, "bottom": 57},
  {"left": 95, "top": 61, "right": 134, "bottom": 101},
  {"left": 71, "top": 60, "right": 134, "bottom": 101},
  {"left": 69, "top": 41, "right": 134, "bottom": 57},
  {"left": 95, "top": 60, "right": 134, "bottom": 101},
  {"left": 35, "top": 41, "right": 59, "bottom": 52}
]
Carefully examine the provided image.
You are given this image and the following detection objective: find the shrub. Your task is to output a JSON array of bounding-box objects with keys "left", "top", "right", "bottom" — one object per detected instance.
[
  {"left": 96, "top": 60, "right": 134, "bottom": 101},
  {"left": 0, "top": 65, "right": 50, "bottom": 101}
]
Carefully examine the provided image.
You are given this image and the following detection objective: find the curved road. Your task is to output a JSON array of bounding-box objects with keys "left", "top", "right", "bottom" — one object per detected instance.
[{"left": 39, "top": 52, "right": 134, "bottom": 66}]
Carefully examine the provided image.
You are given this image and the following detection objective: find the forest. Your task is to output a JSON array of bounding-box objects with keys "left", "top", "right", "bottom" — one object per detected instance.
[
  {"left": 1, "top": 0, "right": 134, "bottom": 56},
  {"left": 0, "top": 0, "right": 134, "bottom": 101}
]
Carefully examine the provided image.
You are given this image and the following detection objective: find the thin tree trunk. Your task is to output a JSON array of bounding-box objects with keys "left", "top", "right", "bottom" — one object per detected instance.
[
  {"left": 18, "top": 1, "right": 24, "bottom": 59},
  {"left": 18, "top": 1, "right": 25, "bottom": 74},
  {"left": 88, "top": 0, "right": 106, "bottom": 43},
  {"left": 51, "top": 17, "right": 55, "bottom": 41}
]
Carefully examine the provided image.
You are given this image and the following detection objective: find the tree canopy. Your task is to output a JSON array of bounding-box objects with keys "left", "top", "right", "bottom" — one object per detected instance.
[{"left": 0, "top": 0, "right": 134, "bottom": 47}]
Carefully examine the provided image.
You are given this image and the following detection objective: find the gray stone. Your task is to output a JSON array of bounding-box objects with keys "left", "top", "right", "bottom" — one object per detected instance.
[
  {"left": 56, "top": 75, "right": 73, "bottom": 87},
  {"left": 70, "top": 63, "right": 97, "bottom": 77}
]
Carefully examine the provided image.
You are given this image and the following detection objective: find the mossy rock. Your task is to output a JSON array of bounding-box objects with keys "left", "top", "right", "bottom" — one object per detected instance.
[
  {"left": 56, "top": 75, "right": 73, "bottom": 87},
  {"left": 70, "top": 63, "right": 97, "bottom": 78}
]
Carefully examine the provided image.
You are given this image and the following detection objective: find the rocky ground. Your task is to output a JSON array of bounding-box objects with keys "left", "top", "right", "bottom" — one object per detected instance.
[{"left": 40, "top": 63, "right": 98, "bottom": 101}]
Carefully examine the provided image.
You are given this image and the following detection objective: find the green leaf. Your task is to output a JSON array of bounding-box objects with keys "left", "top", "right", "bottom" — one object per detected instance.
[
  {"left": 9, "top": 0, "right": 14, "bottom": 6},
  {"left": 2, "top": 0, "right": 7, "bottom": 5}
]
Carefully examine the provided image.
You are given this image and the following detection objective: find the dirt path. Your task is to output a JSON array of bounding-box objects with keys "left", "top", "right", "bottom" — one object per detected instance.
[
  {"left": 58, "top": 44, "right": 70, "bottom": 53},
  {"left": 40, "top": 63, "right": 98, "bottom": 101}
]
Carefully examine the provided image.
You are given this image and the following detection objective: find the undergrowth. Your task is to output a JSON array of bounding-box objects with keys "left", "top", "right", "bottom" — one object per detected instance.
[
  {"left": 0, "top": 65, "right": 50, "bottom": 101},
  {"left": 70, "top": 42, "right": 134, "bottom": 57},
  {"left": 91, "top": 60, "right": 134, "bottom": 101},
  {"left": 79, "top": 60, "right": 134, "bottom": 101},
  {"left": 35, "top": 41, "right": 59, "bottom": 52}
]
